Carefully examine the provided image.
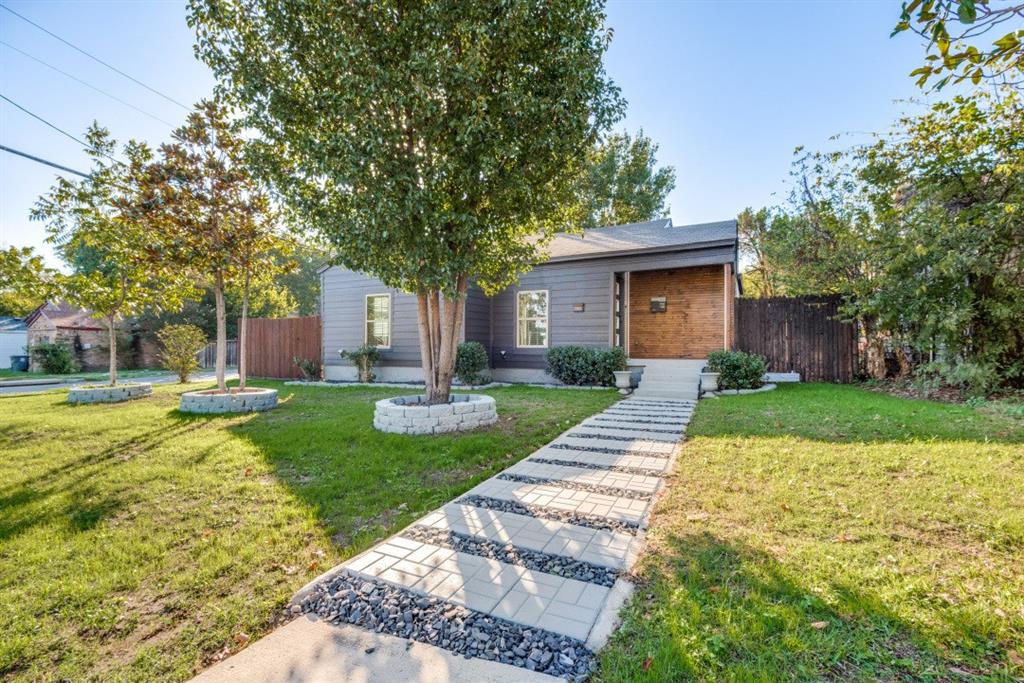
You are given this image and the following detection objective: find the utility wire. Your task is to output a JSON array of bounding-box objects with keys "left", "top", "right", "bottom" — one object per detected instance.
[
  {"left": 0, "top": 2, "right": 189, "bottom": 111},
  {"left": 0, "top": 92, "right": 120, "bottom": 164},
  {"left": 0, "top": 41, "right": 176, "bottom": 127},
  {"left": 0, "top": 143, "right": 88, "bottom": 177}
]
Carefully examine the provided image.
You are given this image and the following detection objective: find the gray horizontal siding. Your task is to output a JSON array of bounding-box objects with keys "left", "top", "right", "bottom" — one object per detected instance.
[
  {"left": 321, "top": 245, "right": 735, "bottom": 371},
  {"left": 490, "top": 246, "right": 735, "bottom": 369}
]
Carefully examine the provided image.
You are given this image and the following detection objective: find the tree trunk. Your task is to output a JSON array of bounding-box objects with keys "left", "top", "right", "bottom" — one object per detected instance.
[
  {"left": 863, "top": 318, "right": 887, "bottom": 380},
  {"left": 107, "top": 316, "right": 118, "bottom": 387},
  {"left": 239, "top": 271, "right": 250, "bottom": 391},
  {"left": 416, "top": 277, "right": 467, "bottom": 404},
  {"left": 214, "top": 275, "right": 227, "bottom": 392}
]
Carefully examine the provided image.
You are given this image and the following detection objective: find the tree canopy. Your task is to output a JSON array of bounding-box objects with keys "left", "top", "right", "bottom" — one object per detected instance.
[
  {"left": 0, "top": 246, "right": 57, "bottom": 317},
  {"left": 189, "top": 0, "right": 624, "bottom": 401},
  {"left": 574, "top": 130, "right": 675, "bottom": 228}
]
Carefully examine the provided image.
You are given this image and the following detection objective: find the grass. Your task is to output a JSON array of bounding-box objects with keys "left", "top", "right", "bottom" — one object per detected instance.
[
  {"left": 0, "top": 368, "right": 173, "bottom": 382},
  {"left": 598, "top": 383, "right": 1024, "bottom": 681},
  {"left": 0, "top": 379, "right": 617, "bottom": 682}
]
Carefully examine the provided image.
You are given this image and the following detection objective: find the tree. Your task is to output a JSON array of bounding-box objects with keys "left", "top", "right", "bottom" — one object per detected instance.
[
  {"left": 136, "top": 101, "right": 280, "bottom": 393},
  {"left": 893, "top": 0, "right": 1024, "bottom": 89},
  {"left": 0, "top": 246, "right": 58, "bottom": 317},
  {"left": 190, "top": 0, "right": 624, "bottom": 403},
  {"left": 157, "top": 323, "right": 207, "bottom": 383},
  {"left": 736, "top": 207, "right": 783, "bottom": 298},
  {"left": 31, "top": 126, "right": 189, "bottom": 386},
  {"left": 574, "top": 130, "right": 675, "bottom": 228}
]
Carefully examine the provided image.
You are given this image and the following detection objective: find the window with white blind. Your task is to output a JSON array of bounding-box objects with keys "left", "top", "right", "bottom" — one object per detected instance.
[
  {"left": 365, "top": 294, "right": 391, "bottom": 348},
  {"left": 516, "top": 290, "right": 549, "bottom": 348}
]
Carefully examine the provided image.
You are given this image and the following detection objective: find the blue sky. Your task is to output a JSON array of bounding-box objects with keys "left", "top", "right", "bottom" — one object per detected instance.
[{"left": 2, "top": 0, "right": 938, "bottom": 267}]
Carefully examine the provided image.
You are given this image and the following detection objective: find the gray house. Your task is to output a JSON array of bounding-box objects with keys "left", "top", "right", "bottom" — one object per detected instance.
[{"left": 319, "top": 218, "right": 740, "bottom": 385}]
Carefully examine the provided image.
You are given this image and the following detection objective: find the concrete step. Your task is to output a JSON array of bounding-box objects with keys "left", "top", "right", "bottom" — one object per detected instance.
[
  {"left": 506, "top": 459, "right": 664, "bottom": 498},
  {"left": 530, "top": 445, "right": 674, "bottom": 474},
  {"left": 466, "top": 475, "right": 654, "bottom": 526}
]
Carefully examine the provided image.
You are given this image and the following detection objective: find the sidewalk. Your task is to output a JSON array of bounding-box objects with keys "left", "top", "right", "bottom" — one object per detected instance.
[{"left": 193, "top": 396, "right": 695, "bottom": 682}]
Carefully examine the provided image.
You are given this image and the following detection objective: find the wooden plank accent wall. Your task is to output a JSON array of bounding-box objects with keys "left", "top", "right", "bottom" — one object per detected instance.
[
  {"left": 243, "top": 316, "right": 322, "bottom": 379},
  {"left": 735, "top": 295, "right": 858, "bottom": 382},
  {"left": 628, "top": 265, "right": 728, "bottom": 358}
]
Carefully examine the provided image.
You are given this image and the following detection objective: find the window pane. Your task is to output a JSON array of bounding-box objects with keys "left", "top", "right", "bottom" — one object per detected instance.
[
  {"left": 518, "top": 291, "right": 547, "bottom": 318},
  {"left": 366, "top": 295, "right": 390, "bottom": 347}
]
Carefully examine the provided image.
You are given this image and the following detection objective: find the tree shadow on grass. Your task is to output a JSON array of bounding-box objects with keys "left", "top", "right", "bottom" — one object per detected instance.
[{"left": 602, "top": 531, "right": 1015, "bottom": 682}]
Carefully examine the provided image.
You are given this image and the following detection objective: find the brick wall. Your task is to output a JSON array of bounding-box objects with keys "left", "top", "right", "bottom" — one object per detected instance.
[{"left": 628, "top": 265, "right": 731, "bottom": 358}]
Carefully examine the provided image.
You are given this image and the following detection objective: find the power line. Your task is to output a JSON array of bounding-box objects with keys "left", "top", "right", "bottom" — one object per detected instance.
[
  {"left": 0, "top": 40, "right": 176, "bottom": 127},
  {"left": 0, "top": 2, "right": 189, "bottom": 111},
  {"left": 0, "top": 143, "right": 88, "bottom": 177},
  {"left": 0, "top": 93, "right": 120, "bottom": 164}
]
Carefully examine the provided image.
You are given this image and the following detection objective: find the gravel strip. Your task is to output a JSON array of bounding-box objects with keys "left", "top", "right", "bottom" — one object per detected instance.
[
  {"left": 585, "top": 422, "right": 683, "bottom": 434},
  {"left": 567, "top": 431, "right": 680, "bottom": 444},
  {"left": 457, "top": 494, "right": 641, "bottom": 535},
  {"left": 549, "top": 443, "right": 670, "bottom": 458},
  {"left": 402, "top": 525, "right": 618, "bottom": 586},
  {"left": 497, "top": 472, "right": 653, "bottom": 501},
  {"left": 592, "top": 416, "right": 685, "bottom": 426},
  {"left": 298, "top": 571, "right": 595, "bottom": 680},
  {"left": 604, "top": 408, "right": 691, "bottom": 415},
  {"left": 619, "top": 401, "right": 694, "bottom": 407},
  {"left": 530, "top": 456, "right": 663, "bottom": 477}
]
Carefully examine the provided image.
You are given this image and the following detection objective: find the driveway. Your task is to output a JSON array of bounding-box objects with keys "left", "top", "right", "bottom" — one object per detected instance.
[{"left": 0, "top": 370, "right": 239, "bottom": 396}]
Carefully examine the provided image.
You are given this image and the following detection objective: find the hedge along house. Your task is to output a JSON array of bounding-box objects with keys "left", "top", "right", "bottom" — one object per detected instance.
[{"left": 319, "top": 219, "right": 740, "bottom": 389}]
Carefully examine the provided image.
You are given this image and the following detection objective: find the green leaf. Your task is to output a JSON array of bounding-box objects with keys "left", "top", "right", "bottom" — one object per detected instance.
[{"left": 956, "top": 0, "right": 976, "bottom": 24}]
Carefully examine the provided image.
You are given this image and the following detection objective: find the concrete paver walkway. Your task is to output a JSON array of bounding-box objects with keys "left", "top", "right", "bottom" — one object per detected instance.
[{"left": 194, "top": 395, "right": 694, "bottom": 681}]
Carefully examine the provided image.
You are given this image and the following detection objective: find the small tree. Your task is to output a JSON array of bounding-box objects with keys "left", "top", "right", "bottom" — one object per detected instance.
[
  {"left": 574, "top": 130, "right": 676, "bottom": 229},
  {"left": 31, "top": 126, "right": 190, "bottom": 386},
  {"left": 190, "top": 0, "right": 624, "bottom": 403},
  {"left": 157, "top": 323, "right": 207, "bottom": 383},
  {"left": 137, "top": 101, "right": 280, "bottom": 393}
]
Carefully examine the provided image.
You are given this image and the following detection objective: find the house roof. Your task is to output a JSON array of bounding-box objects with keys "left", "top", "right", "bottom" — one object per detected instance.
[
  {"left": 544, "top": 218, "right": 737, "bottom": 262},
  {"left": 0, "top": 316, "right": 27, "bottom": 332},
  {"left": 25, "top": 302, "right": 104, "bottom": 331}
]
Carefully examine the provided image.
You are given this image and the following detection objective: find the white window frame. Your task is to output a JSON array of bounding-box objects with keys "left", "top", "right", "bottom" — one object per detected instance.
[
  {"left": 364, "top": 293, "right": 392, "bottom": 349},
  {"left": 516, "top": 289, "right": 550, "bottom": 348}
]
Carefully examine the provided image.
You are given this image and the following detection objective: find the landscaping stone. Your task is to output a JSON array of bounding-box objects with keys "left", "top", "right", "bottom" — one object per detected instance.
[
  {"left": 401, "top": 525, "right": 618, "bottom": 586},
  {"left": 549, "top": 443, "right": 670, "bottom": 458},
  {"left": 566, "top": 431, "right": 679, "bottom": 444},
  {"left": 299, "top": 572, "right": 596, "bottom": 681},
  {"left": 179, "top": 387, "right": 278, "bottom": 414},
  {"left": 374, "top": 394, "right": 497, "bottom": 435},
  {"left": 496, "top": 472, "right": 653, "bottom": 502},
  {"left": 529, "top": 456, "right": 662, "bottom": 477},
  {"left": 457, "top": 494, "right": 641, "bottom": 535},
  {"left": 67, "top": 382, "right": 152, "bottom": 404}
]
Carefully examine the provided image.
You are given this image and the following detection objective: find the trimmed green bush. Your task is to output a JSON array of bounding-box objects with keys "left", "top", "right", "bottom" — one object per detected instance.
[
  {"left": 546, "top": 345, "right": 628, "bottom": 386},
  {"left": 157, "top": 324, "right": 207, "bottom": 383},
  {"left": 455, "top": 341, "right": 489, "bottom": 385},
  {"left": 340, "top": 345, "right": 381, "bottom": 382},
  {"left": 706, "top": 350, "right": 767, "bottom": 390},
  {"left": 29, "top": 342, "right": 79, "bottom": 374}
]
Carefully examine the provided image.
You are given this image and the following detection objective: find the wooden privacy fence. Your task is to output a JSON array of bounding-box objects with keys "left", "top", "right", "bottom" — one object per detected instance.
[
  {"left": 242, "top": 316, "right": 321, "bottom": 379},
  {"left": 735, "top": 295, "right": 858, "bottom": 383},
  {"left": 196, "top": 340, "right": 237, "bottom": 368}
]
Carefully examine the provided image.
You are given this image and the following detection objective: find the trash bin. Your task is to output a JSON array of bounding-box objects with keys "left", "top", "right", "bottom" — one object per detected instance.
[{"left": 9, "top": 355, "right": 29, "bottom": 372}]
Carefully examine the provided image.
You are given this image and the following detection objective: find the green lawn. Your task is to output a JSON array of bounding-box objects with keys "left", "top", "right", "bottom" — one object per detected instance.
[
  {"left": 0, "top": 380, "right": 617, "bottom": 682},
  {"left": 0, "top": 368, "right": 173, "bottom": 382},
  {"left": 598, "top": 383, "right": 1024, "bottom": 681}
]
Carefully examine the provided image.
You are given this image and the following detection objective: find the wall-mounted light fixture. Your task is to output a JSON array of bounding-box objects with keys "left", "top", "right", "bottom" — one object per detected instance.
[{"left": 573, "top": 303, "right": 585, "bottom": 313}]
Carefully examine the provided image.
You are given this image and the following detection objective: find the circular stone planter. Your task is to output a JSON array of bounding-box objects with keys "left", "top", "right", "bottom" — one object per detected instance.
[
  {"left": 373, "top": 394, "right": 497, "bottom": 435},
  {"left": 68, "top": 382, "right": 152, "bottom": 404},
  {"left": 179, "top": 387, "right": 278, "bottom": 414}
]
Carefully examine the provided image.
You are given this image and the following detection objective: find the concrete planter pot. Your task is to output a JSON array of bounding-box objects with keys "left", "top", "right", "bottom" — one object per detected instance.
[
  {"left": 179, "top": 387, "right": 278, "bottom": 414},
  {"left": 374, "top": 393, "right": 497, "bottom": 435},
  {"left": 613, "top": 370, "right": 633, "bottom": 395},
  {"left": 700, "top": 371, "right": 720, "bottom": 392},
  {"left": 68, "top": 382, "right": 152, "bottom": 405}
]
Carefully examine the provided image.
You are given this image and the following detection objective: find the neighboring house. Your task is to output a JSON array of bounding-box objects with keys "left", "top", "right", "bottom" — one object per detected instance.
[
  {"left": 25, "top": 302, "right": 108, "bottom": 371},
  {"left": 0, "top": 317, "right": 29, "bottom": 369},
  {"left": 319, "top": 218, "right": 741, "bottom": 383}
]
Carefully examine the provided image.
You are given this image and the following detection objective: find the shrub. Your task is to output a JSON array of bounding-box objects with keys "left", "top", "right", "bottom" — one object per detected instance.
[
  {"left": 455, "top": 341, "right": 489, "bottom": 385},
  {"left": 293, "top": 356, "right": 322, "bottom": 381},
  {"left": 340, "top": 345, "right": 381, "bottom": 383},
  {"left": 29, "top": 342, "right": 79, "bottom": 374},
  {"left": 706, "top": 350, "right": 767, "bottom": 390},
  {"left": 546, "top": 345, "right": 627, "bottom": 386},
  {"left": 157, "top": 324, "right": 207, "bottom": 383}
]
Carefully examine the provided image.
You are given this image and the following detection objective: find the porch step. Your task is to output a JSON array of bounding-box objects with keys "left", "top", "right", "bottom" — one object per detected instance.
[{"left": 629, "top": 358, "right": 702, "bottom": 401}]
